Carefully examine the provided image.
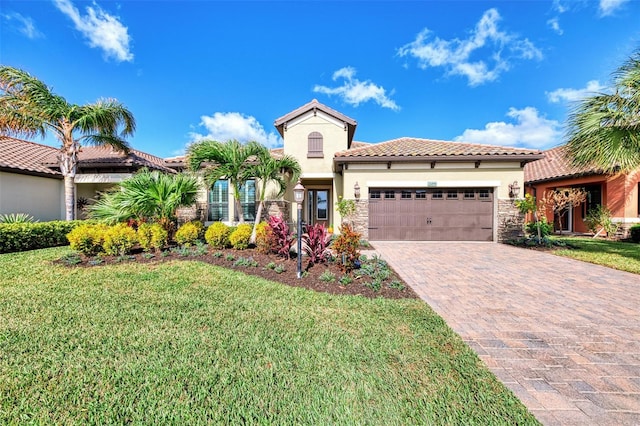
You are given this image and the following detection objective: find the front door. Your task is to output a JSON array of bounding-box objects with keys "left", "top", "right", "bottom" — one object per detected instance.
[{"left": 306, "top": 189, "right": 330, "bottom": 227}]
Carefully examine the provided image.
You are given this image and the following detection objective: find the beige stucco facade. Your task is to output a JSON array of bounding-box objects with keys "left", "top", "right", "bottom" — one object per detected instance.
[{"left": 0, "top": 171, "right": 64, "bottom": 221}]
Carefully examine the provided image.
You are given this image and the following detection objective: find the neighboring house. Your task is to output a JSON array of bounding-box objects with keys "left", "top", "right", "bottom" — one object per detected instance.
[
  {"left": 176, "top": 99, "right": 544, "bottom": 242},
  {"left": 524, "top": 145, "right": 640, "bottom": 235},
  {"left": 0, "top": 137, "right": 173, "bottom": 220}
]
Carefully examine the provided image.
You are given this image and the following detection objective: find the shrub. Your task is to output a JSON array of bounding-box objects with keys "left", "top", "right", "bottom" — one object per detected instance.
[
  {"left": 630, "top": 224, "right": 640, "bottom": 243},
  {"left": 103, "top": 223, "right": 138, "bottom": 256},
  {"left": 0, "top": 213, "right": 36, "bottom": 223},
  {"left": 0, "top": 220, "right": 84, "bottom": 254},
  {"left": 332, "top": 224, "right": 361, "bottom": 272},
  {"left": 67, "top": 223, "right": 109, "bottom": 256},
  {"left": 585, "top": 205, "right": 619, "bottom": 237},
  {"left": 525, "top": 216, "right": 552, "bottom": 238},
  {"left": 137, "top": 222, "right": 168, "bottom": 252},
  {"left": 175, "top": 221, "right": 201, "bottom": 246},
  {"left": 267, "top": 215, "right": 295, "bottom": 259},
  {"left": 229, "top": 224, "right": 252, "bottom": 250},
  {"left": 319, "top": 271, "right": 336, "bottom": 282},
  {"left": 302, "top": 223, "right": 332, "bottom": 266},
  {"left": 205, "top": 222, "right": 231, "bottom": 249},
  {"left": 254, "top": 221, "right": 272, "bottom": 254}
]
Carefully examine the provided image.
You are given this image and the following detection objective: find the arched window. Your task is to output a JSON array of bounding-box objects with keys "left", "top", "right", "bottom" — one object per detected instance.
[{"left": 307, "top": 132, "right": 323, "bottom": 158}]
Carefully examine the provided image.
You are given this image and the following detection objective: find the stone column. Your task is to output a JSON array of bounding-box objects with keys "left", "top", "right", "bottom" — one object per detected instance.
[{"left": 497, "top": 199, "right": 525, "bottom": 242}]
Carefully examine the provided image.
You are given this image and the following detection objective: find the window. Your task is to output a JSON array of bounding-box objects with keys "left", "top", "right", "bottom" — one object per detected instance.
[
  {"left": 478, "top": 189, "right": 490, "bottom": 199},
  {"left": 582, "top": 184, "right": 602, "bottom": 218},
  {"left": 208, "top": 179, "right": 229, "bottom": 221},
  {"left": 432, "top": 190, "right": 443, "bottom": 199},
  {"left": 307, "top": 132, "right": 323, "bottom": 158},
  {"left": 464, "top": 190, "right": 475, "bottom": 200},
  {"left": 370, "top": 190, "right": 381, "bottom": 199},
  {"left": 384, "top": 191, "right": 395, "bottom": 199},
  {"left": 415, "top": 190, "right": 426, "bottom": 199},
  {"left": 316, "top": 190, "right": 328, "bottom": 220},
  {"left": 401, "top": 190, "right": 412, "bottom": 199},
  {"left": 238, "top": 179, "right": 256, "bottom": 221},
  {"left": 447, "top": 190, "right": 458, "bottom": 199}
]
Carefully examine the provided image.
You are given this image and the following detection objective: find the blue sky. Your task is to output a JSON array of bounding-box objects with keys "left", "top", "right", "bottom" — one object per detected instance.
[{"left": 1, "top": 0, "right": 639, "bottom": 158}]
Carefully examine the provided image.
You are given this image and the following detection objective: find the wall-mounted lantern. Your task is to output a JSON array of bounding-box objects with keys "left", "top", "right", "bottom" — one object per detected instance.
[
  {"left": 509, "top": 181, "right": 521, "bottom": 198},
  {"left": 354, "top": 182, "right": 361, "bottom": 200}
]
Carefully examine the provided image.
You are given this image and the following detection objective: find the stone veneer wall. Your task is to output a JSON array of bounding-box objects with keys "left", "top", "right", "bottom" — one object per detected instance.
[
  {"left": 176, "top": 203, "right": 207, "bottom": 224},
  {"left": 263, "top": 200, "right": 291, "bottom": 224},
  {"left": 351, "top": 199, "right": 369, "bottom": 240},
  {"left": 497, "top": 199, "right": 525, "bottom": 242}
]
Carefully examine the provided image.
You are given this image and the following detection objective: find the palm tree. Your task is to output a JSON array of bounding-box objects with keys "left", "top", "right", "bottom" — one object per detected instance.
[
  {"left": 249, "top": 146, "right": 301, "bottom": 243},
  {"left": 187, "top": 139, "right": 263, "bottom": 224},
  {"left": 0, "top": 65, "right": 135, "bottom": 220},
  {"left": 566, "top": 49, "right": 640, "bottom": 173},
  {"left": 88, "top": 168, "right": 198, "bottom": 231}
]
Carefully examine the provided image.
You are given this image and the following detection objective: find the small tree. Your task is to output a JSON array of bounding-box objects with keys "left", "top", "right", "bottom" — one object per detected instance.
[
  {"left": 336, "top": 196, "right": 356, "bottom": 225},
  {"left": 540, "top": 188, "right": 587, "bottom": 235},
  {"left": 515, "top": 193, "right": 543, "bottom": 242}
]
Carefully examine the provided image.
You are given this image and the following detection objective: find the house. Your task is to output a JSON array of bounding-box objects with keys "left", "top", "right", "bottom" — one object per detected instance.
[
  {"left": 0, "top": 137, "right": 174, "bottom": 220},
  {"left": 524, "top": 145, "right": 640, "bottom": 235},
  {"left": 177, "top": 100, "right": 544, "bottom": 242}
]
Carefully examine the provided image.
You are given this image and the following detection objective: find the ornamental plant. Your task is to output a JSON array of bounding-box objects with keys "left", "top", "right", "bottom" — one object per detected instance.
[
  {"left": 267, "top": 215, "right": 295, "bottom": 259},
  {"left": 584, "top": 205, "right": 619, "bottom": 237},
  {"left": 137, "top": 222, "right": 168, "bottom": 252},
  {"left": 332, "top": 224, "right": 361, "bottom": 272},
  {"left": 336, "top": 196, "right": 356, "bottom": 225},
  {"left": 67, "top": 223, "right": 109, "bottom": 256},
  {"left": 205, "top": 222, "right": 231, "bottom": 249},
  {"left": 229, "top": 224, "right": 252, "bottom": 250},
  {"left": 302, "top": 223, "right": 332, "bottom": 266},
  {"left": 103, "top": 223, "right": 137, "bottom": 256},
  {"left": 175, "top": 221, "right": 201, "bottom": 246},
  {"left": 254, "top": 221, "right": 272, "bottom": 254}
]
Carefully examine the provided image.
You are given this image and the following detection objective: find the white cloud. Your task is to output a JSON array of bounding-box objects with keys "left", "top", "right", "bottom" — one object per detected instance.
[
  {"left": 2, "top": 12, "right": 43, "bottom": 39},
  {"left": 53, "top": 0, "right": 133, "bottom": 62},
  {"left": 599, "top": 0, "right": 629, "bottom": 16},
  {"left": 397, "top": 8, "right": 542, "bottom": 86},
  {"left": 546, "top": 80, "right": 608, "bottom": 103},
  {"left": 188, "top": 112, "right": 282, "bottom": 149},
  {"left": 454, "top": 107, "right": 561, "bottom": 149},
  {"left": 313, "top": 67, "right": 400, "bottom": 110},
  {"left": 547, "top": 17, "right": 563, "bottom": 35}
]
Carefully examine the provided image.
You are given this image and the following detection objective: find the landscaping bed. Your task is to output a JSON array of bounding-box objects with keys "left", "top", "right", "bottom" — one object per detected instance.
[{"left": 56, "top": 245, "right": 418, "bottom": 300}]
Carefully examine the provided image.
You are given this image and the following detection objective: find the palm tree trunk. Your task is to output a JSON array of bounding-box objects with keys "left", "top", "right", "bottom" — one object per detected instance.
[
  {"left": 64, "top": 175, "right": 75, "bottom": 221},
  {"left": 250, "top": 200, "right": 265, "bottom": 244}
]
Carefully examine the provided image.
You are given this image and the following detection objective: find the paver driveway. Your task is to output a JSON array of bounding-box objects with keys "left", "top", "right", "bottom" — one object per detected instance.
[{"left": 373, "top": 242, "right": 640, "bottom": 426}]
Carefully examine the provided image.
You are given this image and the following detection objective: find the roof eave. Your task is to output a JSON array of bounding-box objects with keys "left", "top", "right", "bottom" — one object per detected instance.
[{"left": 334, "top": 153, "right": 545, "bottom": 164}]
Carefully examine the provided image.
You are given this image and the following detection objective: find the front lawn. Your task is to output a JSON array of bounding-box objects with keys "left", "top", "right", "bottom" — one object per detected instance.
[
  {"left": 0, "top": 247, "right": 538, "bottom": 424},
  {"left": 554, "top": 237, "right": 640, "bottom": 275}
]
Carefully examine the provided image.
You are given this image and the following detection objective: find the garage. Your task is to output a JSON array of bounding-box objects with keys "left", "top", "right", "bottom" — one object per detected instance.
[{"left": 368, "top": 188, "right": 494, "bottom": 241}]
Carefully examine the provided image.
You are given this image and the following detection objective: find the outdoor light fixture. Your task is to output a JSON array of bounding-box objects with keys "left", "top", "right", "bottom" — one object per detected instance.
[
  {"left": 509, "top": 181, "right": 521, "bottom": 198},
  {"left": 293, "top": 180, "right": 305, "bottom": 279},
  {"left": 354, "top": 182, "right": 361, "bottom": 200}
]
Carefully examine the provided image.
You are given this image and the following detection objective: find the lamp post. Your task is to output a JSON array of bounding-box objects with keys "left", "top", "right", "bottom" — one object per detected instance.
[{"left": 293, "top": 179, "right": 305, "bottom": 279}]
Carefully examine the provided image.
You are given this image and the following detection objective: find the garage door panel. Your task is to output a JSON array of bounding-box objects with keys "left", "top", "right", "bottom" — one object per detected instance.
[{"left": 368, "top": 188, "right": 494, "bottom": 241}]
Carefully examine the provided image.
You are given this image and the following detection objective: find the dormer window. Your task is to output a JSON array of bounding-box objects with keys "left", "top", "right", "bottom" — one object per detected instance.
[{"left": 307, "top": 132, "right": 324, "bottom": 158}]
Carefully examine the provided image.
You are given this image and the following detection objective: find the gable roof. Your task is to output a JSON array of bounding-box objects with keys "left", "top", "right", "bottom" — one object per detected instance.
[
  {"left": 334, "top": 137, "right": 543, "bottom": 163},
  {"left": 524, "top": 145, "right": 604, "bottom": 183},
  {"left": 274, "top": 99, "right": 357, "bottom": 146},
  {"left": 0, "top": 137, "right": 61, "bottom": 177}
]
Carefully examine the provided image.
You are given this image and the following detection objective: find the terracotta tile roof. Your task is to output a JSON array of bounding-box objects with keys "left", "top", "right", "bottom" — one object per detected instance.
[
  {"left": 0, "top": 137, "right": 61, "bottom": 177},
  {"left": 524, "top": 145, "right": 603, "bottom": 183},
  {"left": 274, "top": 99, "right": 357, "bottom": 128},
  {"left": 334, "top": 137, "right": 543, "bottom": 161},
  {"left": 45, "top": 146, "right": 176, "bottom": 173}
]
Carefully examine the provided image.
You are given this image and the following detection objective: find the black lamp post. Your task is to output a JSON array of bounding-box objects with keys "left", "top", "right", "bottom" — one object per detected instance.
[{"left": 293, "top": 180, "right": 305, "bottom": 279}]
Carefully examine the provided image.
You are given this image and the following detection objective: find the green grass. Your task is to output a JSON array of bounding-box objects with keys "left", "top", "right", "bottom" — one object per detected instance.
[
  {"left": 0, "top": 247, "right": 539, "bottom": 425},
  {"left": 554, "top": 237, "right": 640, "bottom": 274}
]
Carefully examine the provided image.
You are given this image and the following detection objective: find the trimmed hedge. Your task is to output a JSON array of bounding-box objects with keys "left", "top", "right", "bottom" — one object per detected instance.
[
  {"left": 0, "top": 220, "right": 86, "bottom": 254},
  {"left": 630, "top": 224, "right": 640, "bottom": 243}
]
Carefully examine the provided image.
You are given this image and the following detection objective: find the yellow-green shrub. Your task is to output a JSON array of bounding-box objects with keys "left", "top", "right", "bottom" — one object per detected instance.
[
  {"left": 138, "top": 222, "right": 168, "bottom": 252},
  {"left": 175, "top": 221, "right": 200, "bottom": 246},
  {"left": 103, "top": 223, "right": 137, "bottom": 256},
  {"left": 229, "top": 223, "right": 252, "bottom": 250},
  {"left": 254, "top": 221, "right": 272, "bottom": 254},
  {"left": 67, "top": 223, "right": 108, "bottom": 256},
  {"left": 205, "top": 222, "right": 231, "bottom": 249}
]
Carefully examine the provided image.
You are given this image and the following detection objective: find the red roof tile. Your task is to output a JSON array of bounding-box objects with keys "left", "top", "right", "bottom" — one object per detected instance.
[
  {"left": 0, "top": 137, "right": 61, "bottom": 176},
  {"left": 44, "top": 146, "right": 175, "bottom": 173},
  {"left": 335, "top": 137, "right": 542, "bottom": 160},
  {"left": 524, "top": 146, "right": 603, "bottom": 183}
]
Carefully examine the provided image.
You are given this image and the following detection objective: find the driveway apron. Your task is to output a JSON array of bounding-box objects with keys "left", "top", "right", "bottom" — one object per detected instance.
[{"left": 373, "top": 241, "right": 640, "bottom": 426}]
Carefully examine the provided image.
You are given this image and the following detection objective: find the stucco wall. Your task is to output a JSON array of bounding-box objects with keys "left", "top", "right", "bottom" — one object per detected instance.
[{"left": 0, "top": 171, "right": 64, "bottom": 221}]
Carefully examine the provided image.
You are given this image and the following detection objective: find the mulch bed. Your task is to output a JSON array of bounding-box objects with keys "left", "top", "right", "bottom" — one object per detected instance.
[{"left": 56, "top": 247, "right": 419, "bottom": 300}]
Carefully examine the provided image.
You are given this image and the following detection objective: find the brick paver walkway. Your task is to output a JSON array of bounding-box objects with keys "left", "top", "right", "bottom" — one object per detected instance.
[{"left": 373, "top": 242, "right": 640, "bottom": 426}]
